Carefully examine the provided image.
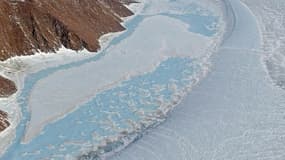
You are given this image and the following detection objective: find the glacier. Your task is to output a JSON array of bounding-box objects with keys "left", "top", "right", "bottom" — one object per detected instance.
[
  {"left": 0, "top": 0, "right": 223, "bottom": 159},
  {"left": 110, "top": 0, "right": 285, "bottom": 160},
  {"left": 1, "top": 0, "right": 284, "bottom": 159}
]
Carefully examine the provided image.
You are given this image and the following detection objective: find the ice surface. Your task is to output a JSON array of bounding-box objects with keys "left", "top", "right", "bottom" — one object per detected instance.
[
  {"left": 0, "top": 3, "right": 141, "bottom": 156},
  {"left": 3, "top": 57, "right": 204, "bottom": 160},
  {"left": 5, "top": 0, "right": 282, "bottom": 159},
  {"left": 240, "top": 0, "right": 285, "bottom": 90},
  {"left": 110, "top": 0, "right": 285, "bottom": 160},
  {"left": 141, "top": 0, "right": 223, "bottom": 17},
  {"left": 23, "top": 14, "right": 214, "bottom": 143},
  {"left": 0, "top": 0, "right": 223, "bottom": 159}
]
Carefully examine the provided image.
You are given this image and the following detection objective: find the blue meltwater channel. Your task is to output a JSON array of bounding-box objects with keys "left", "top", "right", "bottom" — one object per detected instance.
[{"left": 1, "top": 2, "right": 219, "bottom": 160}]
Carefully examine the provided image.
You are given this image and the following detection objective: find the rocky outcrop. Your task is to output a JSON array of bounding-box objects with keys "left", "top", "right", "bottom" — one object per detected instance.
[
  {"left": 0, "top": 0, "right": 134, "bottom": 61},
  {"left": 0, "top": 76, "right": 17, "bottom": 97},
  {"left": 0, "top": 110, "right": 10, "bottom": 132},
  {"left": 0, "top": 0, "right": 135, "bottom": 97}
]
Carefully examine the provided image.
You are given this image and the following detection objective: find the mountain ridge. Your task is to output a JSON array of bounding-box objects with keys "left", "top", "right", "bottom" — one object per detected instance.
[
  {"left": 0, "top": 0, "right": 134, "bottom": 61},
  {"left": 0, "top": 0, "right": 135, "bottom": 133}
]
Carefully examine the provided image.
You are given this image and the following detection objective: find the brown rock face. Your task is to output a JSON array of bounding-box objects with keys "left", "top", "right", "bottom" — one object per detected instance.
[
  {"left": 0, "top": 76, "right": 17, "bottom": 97},
  {"left": 0, "top": 0, "right": 134, "bottom": 61},
  {"left": 0, "top": 110, "right": 10, "bottom": 132}
]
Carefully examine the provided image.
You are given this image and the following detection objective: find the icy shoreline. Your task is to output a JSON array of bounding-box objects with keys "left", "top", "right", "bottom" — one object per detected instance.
[
  {"left": 0, "top": 2, "right": 144, "bottom": 156},
  {"left": 23, "top": 14, "right": 219, "bottom": 144},
  {"left": 0, "top": 0, "right": 225, "bottom": 159}
]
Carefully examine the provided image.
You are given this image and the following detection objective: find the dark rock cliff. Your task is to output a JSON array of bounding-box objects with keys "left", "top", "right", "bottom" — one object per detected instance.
[
  {"left": 0, "top": 76, "right": 16, "bottom": 132},
  {"left": 0, "top": 0, "right": 134, "bottom": 61},
  {"left": 0, "top": 110, "right": 10, "bottom": 132},
  {"left": 0, "top": 0, "right": 135, "bottom": 132},
  {"left": 0, "top": 76, "right": 16, "bottom": 97}
]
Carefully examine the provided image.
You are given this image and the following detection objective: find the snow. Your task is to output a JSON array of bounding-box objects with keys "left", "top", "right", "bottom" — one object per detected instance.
[
  {"left": 0, "top": 0, "right": 224, "bottom": 158},
  {"left": 0, "top": 0, "right": 225, "bottom": 158},
  {"left": 23, "top": 14, "right": 215, "bottom": 143},
  {"left": 4, "top": 0, "right": 283, "bottom": 159},
  {"left": 140, "top": 0, "right": 223, "bottom": 17},
  {"left": 0, "top": 2, "right": 143, "bottom": 155},
  {"left": 0, "top": 97, "right": 20, "bottom": 156},
  {"left": 240, "top": 0, "right": 285, "bottom": 90},
  {"left": 110, "top": 0, "right": 285, "bottom": 160}
]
